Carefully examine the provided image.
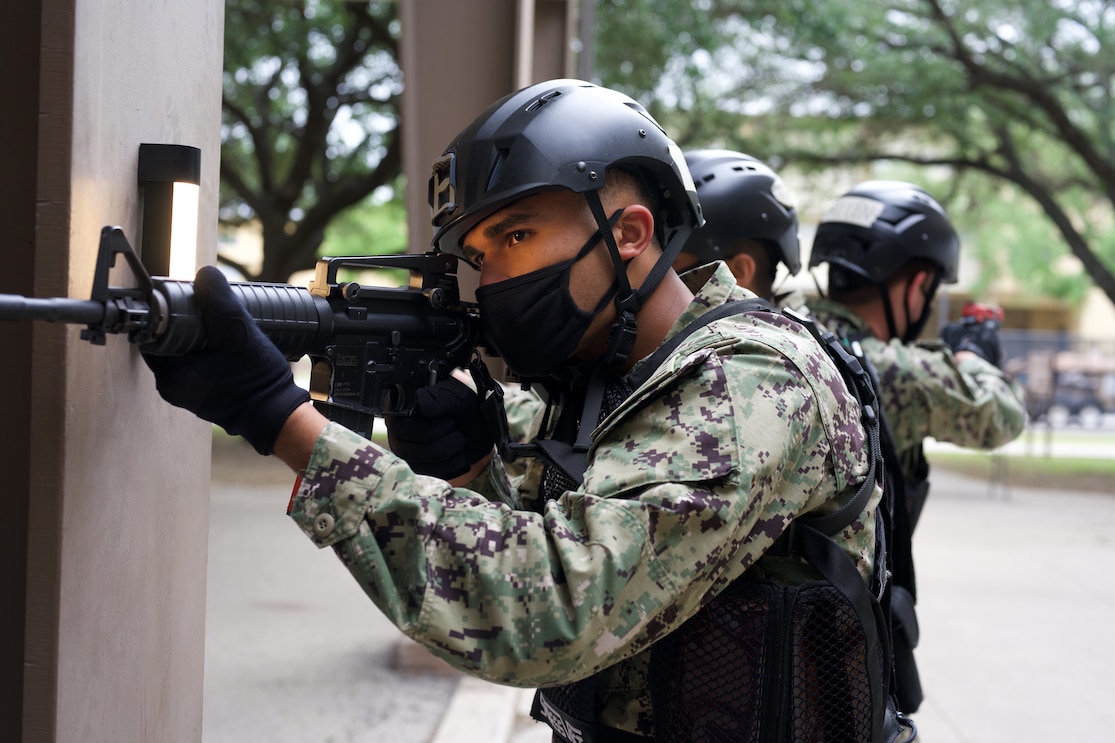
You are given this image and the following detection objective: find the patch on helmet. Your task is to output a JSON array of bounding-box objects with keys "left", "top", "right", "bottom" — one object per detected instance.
[
  {"left": 823, "top": 195, "right": 884, "bottom": 228},
  {"left": 770, "top": 175, "right": 796, "bottom": 210}
]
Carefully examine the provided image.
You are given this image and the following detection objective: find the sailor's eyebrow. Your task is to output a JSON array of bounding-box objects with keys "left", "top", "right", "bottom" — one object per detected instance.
[
  {"left": 461, "top": 245, "right": 483, "bottom": 264},
  {"left": 481, "top": 211, "right": 537, "bottom": 241}
]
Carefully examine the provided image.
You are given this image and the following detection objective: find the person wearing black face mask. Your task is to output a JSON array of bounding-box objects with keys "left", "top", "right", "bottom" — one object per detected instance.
[
  {"left": 141, "top": 80, "right": 909, "bottom": 742},
  {"left": 471, "top": 207, "right": 627, "bottom": 380},
  {"left": 807, "top": 180, "right": 1026, "bottom": 714}
]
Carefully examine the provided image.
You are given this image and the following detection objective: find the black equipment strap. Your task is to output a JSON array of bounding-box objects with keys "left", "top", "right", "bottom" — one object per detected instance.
[
  {"left": 843, "top": 332, "right": 924, "bottom": 715},
  {"left": 845, "top": 332, "right": 918, "bottom": 601},
  {"left": 780, "top": 308, "right": 882, "bottom": 536},
  {"left": 627, "top": 297, "right": 773, "bottom": 390},
  {"left": 776, "top": 308, "right": 893, "bottom": 743},
  {"left": 792, "top": 520, "right": 892, "bottom": 743},
  {"left": 530, "top": 690, "right": 648, "bottom": 743}
]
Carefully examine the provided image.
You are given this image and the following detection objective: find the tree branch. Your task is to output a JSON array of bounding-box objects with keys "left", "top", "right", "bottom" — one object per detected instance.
[
  {"left": 215, "top": 252, "right": 257, "bottom": 282},
  {"left": 922, "top": 0, "right": 1115, "bottom": 195},
  {"left": 219, "top": 163, "right": 267, "bottom": 219},
  {"left": 222, "top": 94, "right": 275, "bottom": 194}
]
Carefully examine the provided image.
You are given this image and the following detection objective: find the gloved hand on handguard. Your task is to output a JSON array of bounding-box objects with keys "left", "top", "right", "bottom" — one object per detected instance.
[{"left": 142, "top": 266, "right": 310, "bottom": 455}]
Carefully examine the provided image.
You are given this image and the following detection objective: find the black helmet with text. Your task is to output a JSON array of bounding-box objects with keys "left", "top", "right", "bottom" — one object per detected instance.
[
  {"left": 810, "top": 180, "right": 959, "bottom": 289},
  {"left": 811, "top": 180, "right": 960, "bottom": 341},
  {"left": 428, "top": 79, "right": 702, "bottom": 373},
  {"left": 679, "top": 149, "right": 801, "bottom": 275}
]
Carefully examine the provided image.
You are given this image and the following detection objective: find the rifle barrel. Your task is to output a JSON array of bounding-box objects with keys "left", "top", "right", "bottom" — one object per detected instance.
[{"left": 0, "top": 294, "right": 105, "bottom": 325}]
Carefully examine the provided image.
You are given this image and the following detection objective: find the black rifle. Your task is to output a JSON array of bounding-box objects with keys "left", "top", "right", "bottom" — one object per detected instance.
[{"left": 0, "top": 226, "right": 486, "bottom": 439}]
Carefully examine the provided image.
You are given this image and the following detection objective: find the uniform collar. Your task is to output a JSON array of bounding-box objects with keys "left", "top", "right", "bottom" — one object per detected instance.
[{"left": 809, "top": 296, "right": 875, "bottom": 337}]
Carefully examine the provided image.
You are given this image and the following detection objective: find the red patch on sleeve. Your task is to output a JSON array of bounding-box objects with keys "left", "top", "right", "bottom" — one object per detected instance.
[{"left": 287, "top": 474, "right": 303, "bottom": 514}]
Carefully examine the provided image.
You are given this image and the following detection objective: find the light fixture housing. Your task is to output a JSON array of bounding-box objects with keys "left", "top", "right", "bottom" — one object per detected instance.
[{"left": 138, "top": 143, "right": 201, "bottom": 279}]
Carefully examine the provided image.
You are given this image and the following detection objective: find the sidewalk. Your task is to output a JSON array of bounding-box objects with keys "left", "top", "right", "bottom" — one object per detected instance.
[
  {"left": 203, "top": 471, "right": 458, "bottom": 743},
  {"left": 205, "top": 456, "right": 1115, "bottom": 743}
]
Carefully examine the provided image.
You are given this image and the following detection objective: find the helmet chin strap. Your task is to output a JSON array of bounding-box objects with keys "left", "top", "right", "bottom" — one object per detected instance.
[
  {"left": 904, "top": 273, "right": 941, "bottom": 342},
  {"left": 520, "top": 190, "right": 695, "bottom": 492},
  {"left": 584, "top": 190, "right": 692, "bottom": 369},
  {"left": 879, "top": 273, "right": 941, "bottom": 342},
  {"left": 584, "top": 191, "right": 639, "bottom": 368},
  {"left": 879, "top": 287, "right": 902, "bottom": 341}
]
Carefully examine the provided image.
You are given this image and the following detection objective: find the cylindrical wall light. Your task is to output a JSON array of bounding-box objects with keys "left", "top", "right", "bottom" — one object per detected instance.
[{"left": 138, "top": 143, "right": 201, "bottom": 279}]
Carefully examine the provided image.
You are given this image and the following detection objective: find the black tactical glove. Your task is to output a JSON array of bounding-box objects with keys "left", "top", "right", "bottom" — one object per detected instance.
[
  {"left": 385, "top": 375, "right": 494, "bottom": 480},
  {"left": 142, "top": 266, "right": 310, "bottom": 455},
  {"left": 940, "top": 318, "right": 1003, "bottom": 368}
]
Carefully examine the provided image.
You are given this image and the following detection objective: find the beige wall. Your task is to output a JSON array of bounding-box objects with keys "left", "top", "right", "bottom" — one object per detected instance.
[
  {"left": 1077, "top": 287, "right": 1115, "bottom": 342},
  {"left": 401, "top": 0, "right": 516, "bottom": 262},
  {"left": 19, "top": 0, "right": 224, "bottom": 740}
]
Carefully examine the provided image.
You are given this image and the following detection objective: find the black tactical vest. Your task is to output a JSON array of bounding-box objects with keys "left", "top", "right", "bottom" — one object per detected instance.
[{"left": 520, "top": 303, "right": 916, "bottom": 742}]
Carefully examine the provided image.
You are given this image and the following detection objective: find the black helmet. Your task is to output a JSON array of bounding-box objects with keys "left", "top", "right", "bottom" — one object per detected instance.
[
  {"left": 810, "top": 180, "right": 959, "bottom": 289},
  {"left": 679, "top": 149, "right": 801, "bottom": 275},
  {"left": 428, "top": 79, "right": 702, "bottom": 260}
]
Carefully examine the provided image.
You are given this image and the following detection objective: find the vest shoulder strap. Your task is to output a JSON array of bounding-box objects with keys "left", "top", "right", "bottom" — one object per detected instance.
[
  {"left": 517, "top": 297, "right": 776, "bottom": 489},
  {"left": 626, "top": 296, "right": 774, "bottom": 389}
]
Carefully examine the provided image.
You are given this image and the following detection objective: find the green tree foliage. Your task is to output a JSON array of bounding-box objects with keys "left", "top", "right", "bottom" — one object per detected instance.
[
  {"left": 221, "top": 0, "right": 403, "bottom": 282},
  {"left": 594, "top": 0, "right": 1115, "bottom": 306},
  {"left": 322, "top": 180, "right": 407, "bottom": 258}
]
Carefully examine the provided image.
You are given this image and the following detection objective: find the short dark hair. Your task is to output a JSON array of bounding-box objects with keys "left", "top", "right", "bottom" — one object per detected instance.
[
  {"left": 829, "top": 257, "right": 939, "bottom": 304},
  {"left": 731, "top": 239, "right": 779, "bottom": 297},
  {"left": 606, "top": 165, "right": 665, "bottom": 247}
]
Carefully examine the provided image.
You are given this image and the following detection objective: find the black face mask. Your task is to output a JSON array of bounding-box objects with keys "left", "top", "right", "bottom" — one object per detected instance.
[{"left": 475, "top": 212, "right": 621, "bottom": 379}]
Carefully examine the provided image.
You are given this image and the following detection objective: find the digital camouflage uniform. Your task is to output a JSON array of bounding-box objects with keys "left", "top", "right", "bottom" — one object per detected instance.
[
  {"left": 287, "top": 262, "right": 881, "bottom": 737},
  {"left": 808, "top": 296, "right": 1026, "bottom": 483}
]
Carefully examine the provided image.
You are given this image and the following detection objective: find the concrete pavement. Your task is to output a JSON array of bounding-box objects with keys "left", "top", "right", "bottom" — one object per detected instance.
[
  {"left": 203, "top": 473, "right": 458, "bottom": 743},
  {"left": 205, "top": 456, "right": 1115, "bottom": 742},
  {"left": 900, "top": 467, "right": 1115, "bottom": 742}
]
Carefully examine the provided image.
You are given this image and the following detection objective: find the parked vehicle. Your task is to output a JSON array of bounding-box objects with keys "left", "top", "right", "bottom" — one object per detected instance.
[
  {"left": 1046, "top": 378, "right": 1108, "bottom": 428},
  {"left": 1006, "top": 353, "right": 1115, "bottom": 429}
]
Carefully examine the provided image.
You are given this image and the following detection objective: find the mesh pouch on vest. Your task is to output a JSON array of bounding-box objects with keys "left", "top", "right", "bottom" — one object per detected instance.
[{"left": 648, "top": 578, "right": 881, "bottom": 743}]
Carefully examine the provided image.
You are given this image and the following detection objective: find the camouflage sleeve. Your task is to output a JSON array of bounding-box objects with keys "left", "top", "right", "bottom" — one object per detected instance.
[
  {"left": 496, "top": 383, "right": 547, "bottom": 491},
  {"left": 286, "top": 328, "right": 873, "bottom": 688},
  {"left": 501, "top": 384, "right": 545, "bottom": 443},
  {"left": 871, "top": 337, "right": 1027, "bottom": 452}
]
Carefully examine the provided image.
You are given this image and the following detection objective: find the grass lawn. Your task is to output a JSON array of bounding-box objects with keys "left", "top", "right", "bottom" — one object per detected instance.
[
  {"left": 1014, "top": 428, "right": 1115, "bottom": 446},
  {"left": 927, "top": 449, "right": 1115, "bottom": 494}
]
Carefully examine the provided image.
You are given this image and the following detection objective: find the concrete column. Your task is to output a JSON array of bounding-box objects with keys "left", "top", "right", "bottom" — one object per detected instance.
[
  {"left": 400, "top": 0, "right": 576, "bottom": 263},
  {"left": 0, "top": 0, "right": 223, "bottom": 740}
]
